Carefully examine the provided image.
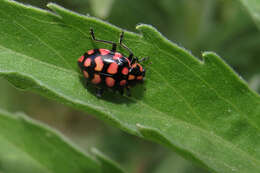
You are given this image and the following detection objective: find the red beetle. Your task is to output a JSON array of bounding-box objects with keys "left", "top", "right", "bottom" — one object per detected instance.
[{"left": 78, "top": 29, "right": 147, "bottom": 97}]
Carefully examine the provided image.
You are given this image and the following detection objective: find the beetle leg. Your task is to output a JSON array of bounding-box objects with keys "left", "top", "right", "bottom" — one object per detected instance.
[
  {"left": 90, "top": 28, "right": 117, "bottom": 52},
  {"left": 85, "top": 80, "right": 89, "bottom": 87},
  {"left": 126, "top": 86, "right": 131, "bottom": 97},
  {"left": 118, "top": 87, "right": 124, "bottom": 95},
  {"left": 95, "top": 87, "right": 104, "bottom": 97}
]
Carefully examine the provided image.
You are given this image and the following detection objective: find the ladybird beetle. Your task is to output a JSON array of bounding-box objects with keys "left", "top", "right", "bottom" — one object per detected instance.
[{"left": 78, "top": 28, "right": 147, "bottom": 97}]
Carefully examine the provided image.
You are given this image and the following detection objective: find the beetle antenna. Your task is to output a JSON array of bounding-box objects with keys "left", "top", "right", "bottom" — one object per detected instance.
[{"left": 119, "top": 31, "right": 134, "bottom": 57}]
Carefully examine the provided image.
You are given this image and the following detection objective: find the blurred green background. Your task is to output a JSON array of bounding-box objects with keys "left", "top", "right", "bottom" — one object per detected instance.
[{"left": 0, "top": 0, "right": 259, "bottom": 172}]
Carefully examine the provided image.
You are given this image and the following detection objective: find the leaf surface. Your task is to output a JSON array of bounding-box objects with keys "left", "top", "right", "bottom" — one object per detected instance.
[
  {"left": 0, "top": 109, "right": 123, "bottom": 173},
  {"left": 0, "top": 109, "right": 125, "bottom": 173},
  {"left": 0, "top": 1, "right": 260, "bottom": 172},
  {"left": 240, "top": 0, "right": 260, "bottom": 29}
]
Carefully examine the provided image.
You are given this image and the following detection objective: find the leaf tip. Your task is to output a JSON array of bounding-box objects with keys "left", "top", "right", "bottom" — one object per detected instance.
[
  {"left": 135, "top": 24, "right": 161, "bottom": 38},
  {"left": 46, "top": 2, "right": 61, "bottom": 10},
  {"left": 202, "top": 51, "right": 217, "bottom": 58},
  {"left": 46, "top": 2, "right": 65, "bottom": 15},
  {"left": 201, "top": 51, "right": 220, "bottom": 64},
  {"left": 136, "top": 124, "right": 172, "bottom": 146},
  {"left": 136, "top": 23, "right": 153, "bottom": 31},
  {"left": 46, "top": 2, "right": 74, "bottom": 18}
]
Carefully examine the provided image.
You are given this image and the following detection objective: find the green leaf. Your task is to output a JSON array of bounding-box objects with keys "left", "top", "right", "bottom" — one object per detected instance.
[
  {"left": 240, "top": 0, "right": 260, "bottom": 29},
  {"left": 0, "top": 0, "right": 260, "bottom": 173},
  {"left": 0, "top": 109, "right": 99, "bottom": 173},
  {"left": 0, "top": 109, "right": 125, "bottom": 173},
  {"left": 153, "top": 153, "right": 208, "bottom": 173},
  {"left": 91, "top": 148, "right": 125, "bottom": 173},
  {"left": 89, "top": 0, "right": 114, "bottom": 19}
]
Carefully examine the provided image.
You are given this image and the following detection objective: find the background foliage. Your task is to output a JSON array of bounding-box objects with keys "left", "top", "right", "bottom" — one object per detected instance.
[{"left": 0, "top": 0, "right": 259, "bottom": 172}]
